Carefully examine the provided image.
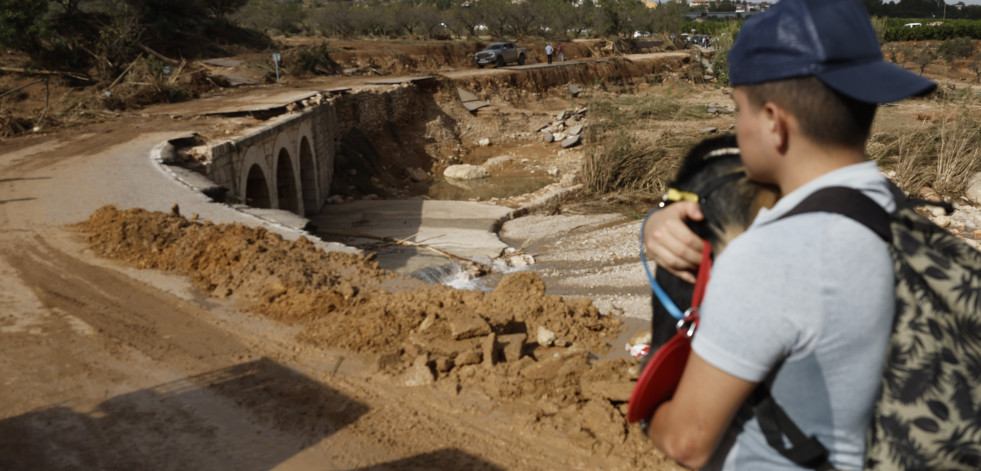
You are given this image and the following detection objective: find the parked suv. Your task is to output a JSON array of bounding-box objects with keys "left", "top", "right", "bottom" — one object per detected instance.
[{"left": 475, "top": 42, "right": 527, "bottom": 68}]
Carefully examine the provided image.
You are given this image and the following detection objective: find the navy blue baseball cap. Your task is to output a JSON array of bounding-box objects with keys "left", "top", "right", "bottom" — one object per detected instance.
[{"left": 728, "top": 0, "right": 936, "bottom": 103}]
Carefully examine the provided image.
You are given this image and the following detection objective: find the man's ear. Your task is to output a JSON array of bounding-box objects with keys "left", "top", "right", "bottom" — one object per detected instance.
[{"left": 762, "top": 102, "right": 790, "bottom": 154}]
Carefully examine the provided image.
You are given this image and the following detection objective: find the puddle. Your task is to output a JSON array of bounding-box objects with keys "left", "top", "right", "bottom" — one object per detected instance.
[{"left": 426, "top": 175, "right": 554, "bottom": 201}]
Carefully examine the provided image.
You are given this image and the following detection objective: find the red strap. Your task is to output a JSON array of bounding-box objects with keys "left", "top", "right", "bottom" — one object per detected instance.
[{"left": 690, "top": 240, "right": 713, "bottom": 310}]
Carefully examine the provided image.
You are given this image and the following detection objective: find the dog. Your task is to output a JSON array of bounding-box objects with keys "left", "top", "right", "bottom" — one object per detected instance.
[{"left": 648, "top": 135, "right": 780, "bottom": 349}]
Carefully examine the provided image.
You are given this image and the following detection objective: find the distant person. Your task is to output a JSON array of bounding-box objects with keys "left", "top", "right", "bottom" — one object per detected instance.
[
  {"left": 557, "top": 43, "right": 565, "bottom": 62},
  {"left": 545, "top": 43, "right": 554, "bottom": 64}
]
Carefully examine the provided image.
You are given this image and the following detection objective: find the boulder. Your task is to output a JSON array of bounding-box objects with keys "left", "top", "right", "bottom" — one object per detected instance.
[
  {"left": 444, "top": 164, "right": 490, "bottom": 180},
  {"left": 966, "top": 172, "right": 981, "bottom": 205},
  {"left": 543, "top": 131, "right": 555, "bottom": 143},
  {"left": 560, "top": 135, "right": 581, "bottom": 148},
  {"left": 406, "top": 167, "right": 430, "bottom": 182}
]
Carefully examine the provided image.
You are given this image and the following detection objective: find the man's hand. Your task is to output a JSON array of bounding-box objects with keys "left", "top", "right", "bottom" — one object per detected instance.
[{"left": 643, "top": 201, "right": 705, "bottom": 284}]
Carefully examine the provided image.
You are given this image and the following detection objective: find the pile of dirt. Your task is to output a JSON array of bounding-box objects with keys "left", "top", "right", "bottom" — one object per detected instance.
[{"left": 73, "top": 205, "right": 678, "bottom": 464}]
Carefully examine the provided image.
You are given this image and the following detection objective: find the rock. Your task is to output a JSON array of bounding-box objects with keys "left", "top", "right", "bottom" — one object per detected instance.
[
  {"left": 445, "top": 306, "right": 491, "bottom": 340},
  {"left": 933, "top": 215, "right": 951, "bottom": 228},
  {"left": 406, "top": 167, "right": 430, "bottom": 182},
  {"left": 478, "top": 138, "right": 491, "bottom": 147},
  {"left": 707, "top": 106, "right": 718, "bottom": 114},
  {"left": 455, "top": 348, "right": 482, "bottom": 366},
  {"left": 966, "top": 173, "right": 981, "bottom": 205},
  {"left": 498, "top": 333, "right": 527, "bottom": 362},
  {"left": 444, "top": 164, "right": 490, "bottom": 180},
  {"left": 547, "top": 168, "right": 560, "bottom": 177},
  {"left": 560, "top": 135, "right": 581, "bottom": 148},
  {"left": 326, "top": 195, "right": 345, "bottom": 204},
  {"left": 581, "top": 380, "right": 634, "bottom": 402},
  {"left": 507, "top": 254, "right": 535, "bottom": 267},
  {"left": 556, "top": 110, "right": 568, "bottom": 121},
  {"left": 553, "top": 132, "right": 566, "bottom": 141},
  {"left": 402, "top": 354, "right": 435, "bottom": 386},
  {"left": 543, "top": 131, "right": 554, "bottom": 143},
  {"left": 567, "top": 124, "right": 584, "bottom": 136},
  {"left": 537, "top": 326, "right": 556, "bottom": 347},
  {"left": 700, "top": 127, "right": 718, "bottom": 134},
  {"left": 484, "top": 155, "right": 511, "bottom": 167},
  {"left": 568, "top": 84, "right": 581, "bottom": 97}
]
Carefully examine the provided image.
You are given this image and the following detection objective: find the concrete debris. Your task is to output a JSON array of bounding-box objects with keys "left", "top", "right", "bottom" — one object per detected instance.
[{"left": 444, "top": 164, "right": 490, "bottom": 180}]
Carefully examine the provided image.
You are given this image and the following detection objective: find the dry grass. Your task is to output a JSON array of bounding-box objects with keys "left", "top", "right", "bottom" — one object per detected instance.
[
  {"left": 869, "top": 98, "right": 981, "bottom": 198},
  {"left": 579, "top": 81, "right": 711, "bottom": 200}
]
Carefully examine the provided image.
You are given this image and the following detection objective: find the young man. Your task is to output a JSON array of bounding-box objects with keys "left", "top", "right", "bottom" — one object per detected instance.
[
  {"left": 641, "top": 0, "right": 935, "bottom": 469},
  {"left": 545, "top": 43, "right": 554, "bottom": 64}
]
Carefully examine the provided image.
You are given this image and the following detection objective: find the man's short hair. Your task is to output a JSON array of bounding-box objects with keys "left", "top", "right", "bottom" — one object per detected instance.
[{"left": 740, "top": 76, "right": 877, "bottom": 149}]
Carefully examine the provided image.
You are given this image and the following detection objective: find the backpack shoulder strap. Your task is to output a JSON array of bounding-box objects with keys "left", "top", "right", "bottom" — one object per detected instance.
[{"left": 778, "top": 186, "right": 891, "bottom": 242}]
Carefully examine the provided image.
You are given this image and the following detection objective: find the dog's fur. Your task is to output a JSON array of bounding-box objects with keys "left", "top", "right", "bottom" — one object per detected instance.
[{"left": 649, "top": 135, "right": 780, "bottom": 349}]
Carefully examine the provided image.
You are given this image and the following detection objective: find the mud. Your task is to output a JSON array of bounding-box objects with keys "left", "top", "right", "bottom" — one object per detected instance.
[{"left": 72, "top": 204, "right": 685, "bottom": 468}]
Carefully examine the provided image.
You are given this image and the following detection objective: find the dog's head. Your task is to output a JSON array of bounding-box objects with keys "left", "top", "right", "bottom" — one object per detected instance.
[{"left": 667, "top": 135, "right": 779, "bottom": 255}]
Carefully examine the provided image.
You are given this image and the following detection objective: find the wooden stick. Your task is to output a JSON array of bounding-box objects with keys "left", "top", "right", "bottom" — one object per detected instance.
[
  {"left": 0, "top": 67, "right": 91, "bottom": 82},
  {"left": 138, "top": 43, "right": 181, "bottom": 66},
  {"left": 106, "top": 54, "right": 143, "bottom": 91}
]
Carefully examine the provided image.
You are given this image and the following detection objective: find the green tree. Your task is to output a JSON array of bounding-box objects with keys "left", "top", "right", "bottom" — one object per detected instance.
[
  {"left": 0, "top": 0, "right": 51, "bottom": 55},
  {"left": 204, "top": 0, "right": 248, "bottom": 21}
]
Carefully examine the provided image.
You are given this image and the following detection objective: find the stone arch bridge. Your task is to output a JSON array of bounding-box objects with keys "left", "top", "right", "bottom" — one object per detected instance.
[{"left": 205, "top": 102, "right": 336, "bottom": 217}]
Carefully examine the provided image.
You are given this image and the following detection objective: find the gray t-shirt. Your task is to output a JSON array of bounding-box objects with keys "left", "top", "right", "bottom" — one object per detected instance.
[{"left": 693, "top": 161, "right": 895, "bottom": 471}]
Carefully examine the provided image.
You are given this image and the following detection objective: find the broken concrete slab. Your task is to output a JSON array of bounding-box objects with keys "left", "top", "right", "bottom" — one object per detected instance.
[{"left": 560, "top": 135, "right": 581, "bottom": 148}]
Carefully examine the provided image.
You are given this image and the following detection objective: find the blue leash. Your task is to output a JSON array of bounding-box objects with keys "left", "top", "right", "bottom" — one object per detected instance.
[{"left": 640, "top": 207, "right": 685, "bottom": 321}]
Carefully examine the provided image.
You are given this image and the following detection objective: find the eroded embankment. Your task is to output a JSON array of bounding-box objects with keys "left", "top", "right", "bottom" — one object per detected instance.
[{"left": 328, "top": 52, "right": 695, "bottom": 199}]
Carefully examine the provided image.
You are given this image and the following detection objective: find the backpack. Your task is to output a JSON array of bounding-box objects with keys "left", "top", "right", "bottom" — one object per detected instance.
[{"left": 754, "top": 185, "right": 981, "bottom": 471}]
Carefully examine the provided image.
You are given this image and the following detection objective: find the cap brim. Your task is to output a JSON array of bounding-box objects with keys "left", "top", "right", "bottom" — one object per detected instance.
[{"left": 817, "top": 60, "right": 937, "bottom": 104}]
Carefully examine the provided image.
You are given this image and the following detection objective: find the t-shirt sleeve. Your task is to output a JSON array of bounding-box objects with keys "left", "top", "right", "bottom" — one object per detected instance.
[{"left": 691, "top": 228, "right": 817, "bottom": 383}]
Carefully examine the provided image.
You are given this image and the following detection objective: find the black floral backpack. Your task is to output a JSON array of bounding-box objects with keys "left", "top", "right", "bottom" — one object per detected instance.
[{"left": 754, "top": 185, "right": 981, "bottom": 471}]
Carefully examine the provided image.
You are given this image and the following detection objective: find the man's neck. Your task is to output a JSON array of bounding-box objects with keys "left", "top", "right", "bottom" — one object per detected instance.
[{"left": 776, "top": 139, "right": 867, "bottom": 195}]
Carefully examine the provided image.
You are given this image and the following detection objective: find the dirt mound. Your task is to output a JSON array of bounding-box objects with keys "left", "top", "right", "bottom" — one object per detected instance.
[{"left": 72, "top": 205, "right": 678, "bottom": 464}]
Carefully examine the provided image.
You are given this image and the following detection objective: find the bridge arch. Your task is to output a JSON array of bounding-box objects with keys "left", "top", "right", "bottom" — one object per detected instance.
[
  {"left": 245, "top": 164, "right": 271, "bottom": 208},
  {"left": 275, "top": 148, "right": 299, "bottom": 214},
  {"left": 298, "top": 136, "right": 318, "bottom": 215}
]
